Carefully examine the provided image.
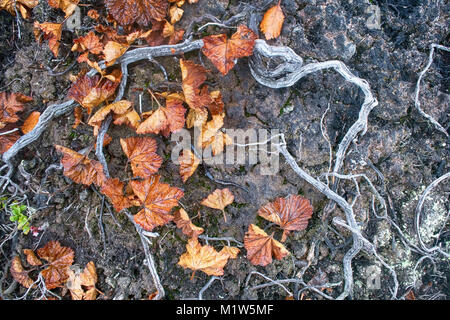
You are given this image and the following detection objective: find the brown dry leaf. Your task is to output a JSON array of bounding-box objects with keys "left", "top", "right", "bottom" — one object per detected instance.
[
  {"left": 219, "top": 246, "right": 240, "bottom": 259},
  {"left": 105, "top": 0, "right": 169, "bottom": 26},
  {"left": 47, "top": 0, "right": 79, "bottom": 17},
  {"left": 169, "top": 5, "right": 183, "bottom": 24},
  {"left": 173, "top": 208, "right": 204, "bottom": 238},
  {"left": 180, "top": 59, "right": 211, "bottom": 111},
  {"left": 178, "top": 149, "right": 200, "bottom": 183},
  {"left": 207, "top": 90, "right": 224, "bottom": 116},
  {"left": 260, "top": 0, "right": 285, "bottom": 40},
  {"left": 0, "top": 130, "right": 20, "bottom": 154},
  {"left": 66, "top": 268, "right": 84, "bottom": 300},
  {"left": 113, "top": 108, "right": 141, "bottom": 129},
  {"left": 37, "top": 240, "right": 75, "bottom": 289},
  {"left": 34, "top": 22, "right": 63, "bottom": 57},
  {"left": 197, "top": 114, "right": 232, "bottom": 155},
  {"left": 244, "top": 224, "right": 289, "bottom": 266},
  {"left": 87, "top": 9, "right": 100, "bottom": 20},
  {"left": 178, "top": 237, "right": 231, "bottom": 278},
  {"left": 103, "top": 41, "right": 129, "bottom": 66},
  {"left": 23, "top": 249, "right": 42, "bottom": 266},
  {"left": 186, "top": 107, "right": 207, "bottom": 128},
  {"left": 72, "top": 31, "right": 104, "bottom": 57},
  {"left": 201, "top": 188, "right": 234, "bottom": 222},
  {"left": 73, "top": 106, "right": 83, "bottom": 129},
  {"left": 0, "top": 0, "right": 38, "bottom": 19},
  {"left": 88, "top": 100, "right": 131, "bottom": 130},
  {"left": 258, "top": 194, "right": 313, "bottom": 242},
  {"left": 21, "top": 111, "right": 40, "bottom": 134},
  {"left": 0, "top": 91, "right": 33, "bottom": 129},
  {"left": 100, "top": 177, "right": 133, "bottom": 212},
  {"left": 66, "top": 262, "right": 98, "bottom": 300},
  {"left": 202, "top": 25, "right": 257, "bottom": 75},
  {"left": 136, "top": 95, "right": 186, "bottom": 137},
  {"left": 120, "top": 137, "right": 162, "bottom": 178},
  {"left": 67, "top": 71, "right": 121, "bottom": 113},
  {"left": 54, "top": 145, "right": 106, "bottom": 186},
  {"left": 10, "top": 256, "right": 35, "bottom": 288},
  {"left": 130, "top": 175, "right": 184, "bottom": 231}
]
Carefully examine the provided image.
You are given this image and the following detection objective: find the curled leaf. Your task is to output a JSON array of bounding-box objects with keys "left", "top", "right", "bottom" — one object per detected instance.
[
  {"left": 10, "top": 256, "right": 35, "bottom": 288},
  {"left": 260, "top": 0, "right": 285, "bottom": 40},
  {"left": 21, "top": 111, "right": 40, "bottom": 134},
  {"left": 178, "top": 149, "right": 200, "bottom": 183},
  {"left": 173, "top": 208, "right": 204, "bottom": 238},
  {"left": 201, "top": 188, "right": 234, "bottom": 222}
]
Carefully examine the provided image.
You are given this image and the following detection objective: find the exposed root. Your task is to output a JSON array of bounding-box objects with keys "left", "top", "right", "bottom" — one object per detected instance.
[
  {"left": 413, "top": 44, "right": 449, "bottom": 137},
  {"left": 198, "top": 276, "right": 221, "bottom": 300}
]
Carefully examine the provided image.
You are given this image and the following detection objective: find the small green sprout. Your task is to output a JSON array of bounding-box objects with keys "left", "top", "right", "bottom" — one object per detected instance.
[{"left": 8, "top": 202, "right": 31, "bottom": 235}]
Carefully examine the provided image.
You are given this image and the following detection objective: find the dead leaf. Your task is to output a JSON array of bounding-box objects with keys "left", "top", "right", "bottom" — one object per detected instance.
[
  {"left": 100, "top": 177, "right": 133, "bottom": 212},
  {"left": 103, "top": 41, "right": 129, "bottom": 66},
  {"left": 21, "top": 111, "right": 40, "bottom": 134},
  {"left": 186, "top": 107, "right": 207, "bottom": 128},
  {"left": 178, "top": 149, "right": 200, "bottom": 183},
  {"left": 23, "top": 249, "right": 42, "bottom": 266},
  {"left": 113, "top": 108, "right": 141, "bottom": 129},
  {"left": 197, "top": 114, "right": 232, "bottom": 155},
  {"left": 34, "top": 22, "right": 63, "bottom": 57},
  {"left": 10, "top": 256, "right": 35, "bottom": 288},
  {"left": 169, "top": 5, "right": 183, "bottom": 24},
  {"left": 219, "top": 246, "right": 240, "bottom": 259},
  {"left": 202, "top": 25, "right": 257, "bottom": 75},
  {"left": 47, "top": 0, "right": 79, "bottom": 17},
  {"left": 72, "top": 31, "right": 104, "bottom": 57},
  {"left": 120, "top": 137, "right": 163, "bottom": 178},
  {"left": 258, "top": 194, "right": 313, "bottom": 242},
  {"left": 73, "top": 106, "right": 83, "bottom": 129},
  {"left": 180, "top": 59, "right": 211, "bottom": 111},
  {"left": 178, "top": 237, "right": 231, "bottom": 278},
  {"left": 173, "top": 208, "right": 204, "bottom": 238},
  {"left": 244, "top": 224, "right": 289, "bottom": 266},
  {"left": 54, "top": 145, "right": 106, "bottom": 186},
  {"left": 136, "top": 95, "right": 186, "bottom": 137},
  {"left": 260, "top": 0, "right": 285, "bottom": 40},
  {"left": 201, "top": 188, "right": 234, "bottom": 222},
  {"left": 0, "top": 0, "right": 38, "bottom": 19},
  {"left": 88, "top": 100, "right": 131, "bottom": 130},
  {"left": 0, "top": 130, "right": 20, "bottom": 154},
  {"left": 105, "top": 0, "right": 169, "bottom": 26},
  {"left": 130, "top": 175, "right": 184, "bottom": 231},
  {"left": 37, "top": 240, "right": 75, "bottom": 289},
  {"left": 0, "top": 91, "right": 33, "bottom": 129},
  {"left": 67, "top": 71, "right": 121, "bottom": 113}
]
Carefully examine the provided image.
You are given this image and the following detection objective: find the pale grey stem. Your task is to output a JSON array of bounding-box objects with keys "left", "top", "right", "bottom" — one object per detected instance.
[
  {"left": 415, "top": 172, "right": 450, "bottom": 258},
  {"left": 198, "top": 276, "right": 221, "bottom": 300},
  {"left": 413, "top": 43, "right": 449, "bottom": 137}
]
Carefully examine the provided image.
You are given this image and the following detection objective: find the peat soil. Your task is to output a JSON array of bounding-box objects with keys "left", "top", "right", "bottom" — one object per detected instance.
[{"left": 0, "top": 0, "right": 449, "bottom": 300}]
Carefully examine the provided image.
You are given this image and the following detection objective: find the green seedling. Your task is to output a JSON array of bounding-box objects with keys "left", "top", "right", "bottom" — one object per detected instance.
[{"left": 9, "top": 202, "right": 31, "bottom": 235}]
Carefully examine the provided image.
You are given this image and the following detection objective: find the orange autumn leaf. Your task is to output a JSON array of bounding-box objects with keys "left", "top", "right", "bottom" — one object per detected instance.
[
  {"left": 260, "top": 0, "right": 285, "bottom": 40},
  {"left": 88, "top": 100, "right": 132, "bottom": 129},
  {"left": 100, "top": 177, "right": 133, "bottom": 212},
  {"left": 10, "top": 256, "right": 35, "bottom": 288},
  {"left": 120, "top": 137, "right": 162, "bottom": 178},
  {"left": 0, "top": 0, "right": 38, "bottom": 19},
  {"left": 130, "top": 175, "right": 184, "bottom": 231},
  {"left": 207, "top": 90, "right": 224, "bottom": 116},
  {"left": 219, "top": 246, "right": 240, "bottom": 259},
  {"left": 47, "top": 0, "right": 79, "bottom": 17},
  {"left": 37, "top": 241, "right": 75, "bottom": 290},
  {"left": 0, "top": 130, "right": 20, "bottom": 154},
  {"left": 103, "top": 41, "right": 129, "bottom": 66},
  {"left": 244, "top": 224, "right": 289, "bottom": 266},
  {"left": 66, "top": 261, "right": 99, "bottom": 300},
  {"left": 178, "top": 237, "right": 231, "bottom": 277},
  {"left": 180, "top": 59, "right": 211, "bottom": 111},
  {"left": 23, "top": 249, "right": 43, "bottom": 266},
  {"left": 113, "top": 108, "right": 141, "bottom": 129},
  {"left": 34, "top": 22, "right": 63, "bottom": 57},
  {"left": 21, "top": 111, "right": 40, "bottom": 134},
  {"left": 178, "top": 149, "right": 200, "bottom": 183},
  {"left": 87, "top": 9, "right": 100, "bottom": 20},
  {"left": 186, "top": 107, "right": 207, "bottom": 128},
  {"left": 0, "top": 92, "right": 33, "bottom": 129},
  {"left": 136, "top": 95, "right": 186, "bottom": 137},
  {"left": 54, "top": 145, "right": 106, "bottom": 186},
  {"left": 67, "top": 71, "right": 121, "bottom": 113},
  {"left": 258, "top": 194, "right": 313, "bottom": 242},
  {"left": 202, "top": 25, "right": 257, "bottom": 75},
  {"left": 72, "top": 31, "right": 104, "bottom": 56},
  {"left": 201, "top": 188, "right": 234, "bottom": 222},
  {"left": 73, "top": 106, "right": 83, "bottom": 129},
  {"left": 173, "top": 208, "right": 204, "bottom": 238},
  {"left": 169, "top": 5, "right": 183, "bottom": 24},
  {"left": 105, "top": 0, "right": 168, "bottom": 26},
  {"left": 197, "top": 114, "right": 232, "bottom": 155}
]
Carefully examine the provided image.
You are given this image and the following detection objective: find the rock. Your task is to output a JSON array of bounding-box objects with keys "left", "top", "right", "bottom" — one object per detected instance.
[{"left": 365, "top": 5, "right": 381, "bottom": 30}]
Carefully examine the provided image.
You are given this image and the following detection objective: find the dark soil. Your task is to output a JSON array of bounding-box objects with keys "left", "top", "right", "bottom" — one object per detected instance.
[{"left": 0, "top": 0, "right": 449, "bottom": 300}]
